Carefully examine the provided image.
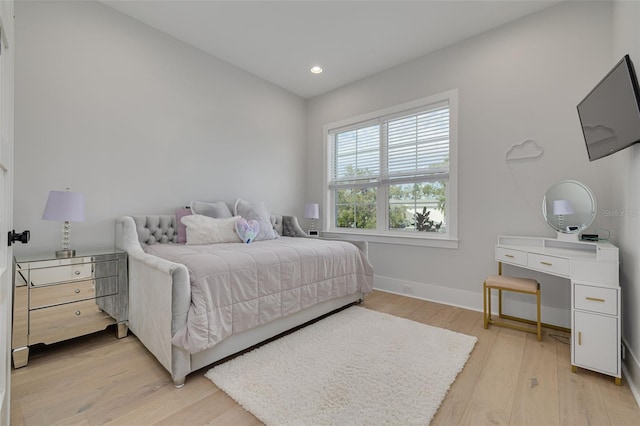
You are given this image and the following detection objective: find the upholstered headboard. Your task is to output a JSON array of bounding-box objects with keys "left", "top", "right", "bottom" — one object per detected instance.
[{"left": 129, "top": 214, "right": 308, "bottom": 246}]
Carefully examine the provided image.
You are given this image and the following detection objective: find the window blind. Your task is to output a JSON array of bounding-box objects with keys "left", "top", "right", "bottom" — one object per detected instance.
[
  {"left": 329, "top": 100, "right": 449, "bottom": 188},
  {"left": 384, "top": 103, "right": 449, "bottom": 185},
  {"left": 330, "top": 124, "right": 380, "bottom": 189}
]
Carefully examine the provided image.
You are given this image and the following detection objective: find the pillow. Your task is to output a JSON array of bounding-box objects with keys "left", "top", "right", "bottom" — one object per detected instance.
[
  {"left": 233, "top": 199, "right": 278, "bottom": 241},
  {"left": 235, "top": 218, "right": 260, "bottom": 244},
  {"left": 190, "top": 200, "right": 232, "bottom": 218},
  {"left": 181, "top": 214, "right": 241, "bottom": 244},
  {"left": 175, "top": 207, "right": 192, "bottom": 244}
]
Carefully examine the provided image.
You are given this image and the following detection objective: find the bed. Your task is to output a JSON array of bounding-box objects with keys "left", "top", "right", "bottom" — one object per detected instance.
[{"left": 115, "top": 213, "right": 373, "bottom": 387}]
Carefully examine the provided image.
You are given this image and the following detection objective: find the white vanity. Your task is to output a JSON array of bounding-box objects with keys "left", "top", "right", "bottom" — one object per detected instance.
[
  {"left": 495, "top": 180, "right": 621, "bottom": 385},
  {"left": 495, "top": 235, "right": 620, "bottom": 384}
]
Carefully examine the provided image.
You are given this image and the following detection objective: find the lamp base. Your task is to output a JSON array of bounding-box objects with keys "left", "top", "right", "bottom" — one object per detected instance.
[{"left": 55, "top": 249, "right": 76, "bottom": 258}]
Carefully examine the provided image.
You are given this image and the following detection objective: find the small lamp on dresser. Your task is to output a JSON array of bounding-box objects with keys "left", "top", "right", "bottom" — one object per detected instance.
[
  {"left": 304, "top": 202, "right": 320, "bottom": 236},
  {"left": 553, "top": 199, "right": 574, "bottom": 232},
  {"left": 42, "top": 188, "right": 85, "bottom": 258}
]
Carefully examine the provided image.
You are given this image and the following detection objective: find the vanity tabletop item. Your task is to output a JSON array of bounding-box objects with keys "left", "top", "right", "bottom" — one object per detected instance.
[{"left": 11, "top": 250, "right": 128, "bottom": 368}]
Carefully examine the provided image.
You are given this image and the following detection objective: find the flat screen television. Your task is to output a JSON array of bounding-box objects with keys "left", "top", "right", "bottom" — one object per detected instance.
[{"left": 577, "top": 54, "right": 640, "bottom": 161}]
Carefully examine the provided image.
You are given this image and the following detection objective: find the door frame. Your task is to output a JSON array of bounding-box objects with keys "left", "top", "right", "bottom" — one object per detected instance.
[{"left": 0, "top": 2, "right": 15, "bottom": 424}]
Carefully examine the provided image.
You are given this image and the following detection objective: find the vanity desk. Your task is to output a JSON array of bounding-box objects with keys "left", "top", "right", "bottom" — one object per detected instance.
[{"left": 495, "top": 235, "right": 621, "bottom": 384}]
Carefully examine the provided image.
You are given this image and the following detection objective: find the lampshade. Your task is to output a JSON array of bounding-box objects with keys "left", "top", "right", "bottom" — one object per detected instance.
[
  {"left": 304, "top": 203, "right": 319, "bottom": 219},
  {"left": 552, "top": 199, "right": 575, "bottom": 216},
  {"left": 42, "top": 190, "right": 85, "bottom": 222}
]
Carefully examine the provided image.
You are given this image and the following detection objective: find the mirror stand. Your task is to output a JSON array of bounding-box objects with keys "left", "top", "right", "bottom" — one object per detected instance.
[{"left": 556, "top": 231, "right": 580, "bottom": 242}]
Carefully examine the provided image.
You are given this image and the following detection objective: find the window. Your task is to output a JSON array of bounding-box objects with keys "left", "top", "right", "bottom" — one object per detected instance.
[{"left": 325, "top": 90, "right": 457, "bottom": 246}]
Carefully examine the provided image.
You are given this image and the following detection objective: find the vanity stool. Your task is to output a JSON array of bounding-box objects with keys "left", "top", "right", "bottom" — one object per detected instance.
[{"left": 483, "top": 274, "right": 542, "bottom": 341}]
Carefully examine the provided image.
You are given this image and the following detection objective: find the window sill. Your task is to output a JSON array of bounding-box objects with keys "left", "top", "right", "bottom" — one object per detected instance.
[{"left": 321, "top": 230, "right": 459, "bottom": 249}]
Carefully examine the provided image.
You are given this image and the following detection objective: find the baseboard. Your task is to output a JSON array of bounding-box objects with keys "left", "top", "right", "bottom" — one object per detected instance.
[
  {"left": 373, "top": 274, "right": 570, "bottom": 329},
  {"left": 622, "top": 338, "right": 640, "bottom": 408}
]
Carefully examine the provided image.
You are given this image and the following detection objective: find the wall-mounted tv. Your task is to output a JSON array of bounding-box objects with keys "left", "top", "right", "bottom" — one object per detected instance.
[{"left": 577, "top": 54, "right": 640, "bottom": 161}]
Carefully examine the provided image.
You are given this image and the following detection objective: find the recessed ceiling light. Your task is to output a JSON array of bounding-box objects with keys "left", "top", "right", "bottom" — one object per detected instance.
[{"left": 310, "top": 66, "right": 323, "bottom": 74}]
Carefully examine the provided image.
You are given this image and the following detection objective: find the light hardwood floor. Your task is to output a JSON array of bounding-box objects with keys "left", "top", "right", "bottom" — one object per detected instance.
[{"left": 10, "top": 290, "right": 640, "bottom": 425}]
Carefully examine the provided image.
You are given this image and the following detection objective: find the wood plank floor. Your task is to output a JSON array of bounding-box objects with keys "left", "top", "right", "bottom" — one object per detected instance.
[{"left": 10, "top": 290, "right": 640, "bottom": 425}]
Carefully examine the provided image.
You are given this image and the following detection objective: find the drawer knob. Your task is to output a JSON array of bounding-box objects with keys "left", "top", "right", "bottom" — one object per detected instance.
[
  {"left": 75, "top": 310, "right": 81, "bottom": 316},
  {"left": 586, "top": 297, "right": 605, "bottom": 303},
  {"left": 540, "top": 261, "right": 553, "bottom": 266},
  {"left": 505, "top": 254, "right": 514, "bottom": 258},
  {"left": 74, "top": 270, "right": 81, "bottom": 276},
  {"left": 74, "top": 288, "right": 80, "bottom": 294},
  {"left": 578, "top": 331, "right": 582, "bottom": 345}
]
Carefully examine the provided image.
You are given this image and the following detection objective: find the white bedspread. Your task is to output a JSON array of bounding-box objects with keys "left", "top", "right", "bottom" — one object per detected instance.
[{"left": 144, "top": 237, "right": 373, "bottom": 353}]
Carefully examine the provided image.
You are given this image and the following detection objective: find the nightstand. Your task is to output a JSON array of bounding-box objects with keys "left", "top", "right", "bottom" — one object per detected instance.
[{"left": 11, "top": 250, "right": 128, "bottom": 368}]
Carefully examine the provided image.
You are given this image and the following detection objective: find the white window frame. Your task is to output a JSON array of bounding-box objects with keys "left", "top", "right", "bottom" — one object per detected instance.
[{"left": 322, "top": 89, "right": 458, "bottom": 249}]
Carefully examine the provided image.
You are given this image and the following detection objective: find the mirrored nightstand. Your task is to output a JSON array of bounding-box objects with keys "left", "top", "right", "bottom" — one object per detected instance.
[{"left": 11, "top": 250, "right": 128, "bottom": 368}]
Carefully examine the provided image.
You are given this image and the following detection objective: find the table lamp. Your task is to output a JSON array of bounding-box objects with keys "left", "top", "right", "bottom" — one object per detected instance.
[
  {"left": 42, "top": 188, "right": 85, "bottom": 258},
  {"left": 304, "top": 202, "right": 319, "bottom": 236},
  {"left": 553, "top": 199, "right": 574, "bottom": 233}
]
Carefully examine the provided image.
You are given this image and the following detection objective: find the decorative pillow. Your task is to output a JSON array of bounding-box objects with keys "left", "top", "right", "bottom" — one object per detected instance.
[
  {"left": 181, "top": 214, "right": 241, "bottom": 245},
  {"left": 190, "top": 200, "right": 232, "bottom": 218},
  {"left": 175, "top": 207, "right": 192, "bottom": 244},
  {"left": 235, "top": 218, "right": 260, "bottom": 244},
  {"left": 233, "top": 199, "right": 278, "bottom": 241}
]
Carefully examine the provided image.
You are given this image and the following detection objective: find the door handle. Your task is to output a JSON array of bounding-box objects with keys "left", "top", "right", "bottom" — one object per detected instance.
[{"left": 8, "top": 230, "right": 30, "bottom": 246}]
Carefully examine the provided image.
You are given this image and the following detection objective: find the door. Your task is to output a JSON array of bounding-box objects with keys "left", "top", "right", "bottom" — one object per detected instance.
[
  {"left": 573, "top": 311, "right": 618, "bottom": 376},
  {"left": 0, "top": 2, "right": 14, "bottom": 424}
]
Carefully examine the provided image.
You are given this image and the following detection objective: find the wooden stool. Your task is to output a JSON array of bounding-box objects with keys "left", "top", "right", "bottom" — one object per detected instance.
[{"left": 483, "top": 274, "right": 542, "bottom": 341}]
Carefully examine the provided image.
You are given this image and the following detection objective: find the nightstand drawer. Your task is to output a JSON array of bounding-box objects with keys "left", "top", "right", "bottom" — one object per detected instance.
[
  {"left": 528, "top": 253, "right": 570, "bottom": 277},
  {"left": 29, "top": 298, "right": 116, "bottom": 345},
  {"left": 496, "top": 247, "right": 527, "bottom": 266},
  {"left": 28, "top": 260, "right": 118, "bottom": 286},
  {"left": 574, "top": 284, "right": 618, "bottom": 315},
  {"left": 29, "top": 277, "right": 118, "bottom": 309}
]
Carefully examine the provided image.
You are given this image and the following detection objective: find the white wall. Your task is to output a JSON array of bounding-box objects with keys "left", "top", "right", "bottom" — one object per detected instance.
[
  {"left": 611, "top": 0, "right": 640, "bottom": 404},
  {"left": 307, "top": 1, "right": 614, "bottom": 325},
  {"left": 14, "top": 0, "right": 307, "bottom": 255}
]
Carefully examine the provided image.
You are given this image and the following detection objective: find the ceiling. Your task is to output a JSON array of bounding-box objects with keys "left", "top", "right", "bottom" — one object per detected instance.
[{"left": 102, "top": 0, "right": 564, "bottom": 99}]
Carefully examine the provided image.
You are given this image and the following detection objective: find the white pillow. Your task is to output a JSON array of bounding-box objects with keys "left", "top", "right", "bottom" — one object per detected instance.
[
  {"left": 181, "top": 214, "right": 241, "bottom": 244},
  {"left": 233, "top": 198, "right": 278, "bottom": 241},
  {"left": 190, "top": 200, "right": 232, "bottom": 218}
]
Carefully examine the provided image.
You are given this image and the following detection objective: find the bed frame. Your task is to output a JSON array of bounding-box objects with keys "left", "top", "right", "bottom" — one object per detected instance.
[{"left": 115, "top": 214, "right": 366, "bottom": 387}]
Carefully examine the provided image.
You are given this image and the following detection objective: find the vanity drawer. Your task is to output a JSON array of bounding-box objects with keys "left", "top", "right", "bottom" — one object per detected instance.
[
  {"left": 29, "top": 277, "right": 118, "bottom": 309},
  {"left": 574, "top": 284, "right": 617, "bottom": 315},
  {"left": 496, "top": 247, "right": 527, "bottom": 266},
  {"left": 29, "top": 298, "right": 116, "bottom": 345},
  {"left": 528, "top": 253, "right": 570, "bottom": 277}
]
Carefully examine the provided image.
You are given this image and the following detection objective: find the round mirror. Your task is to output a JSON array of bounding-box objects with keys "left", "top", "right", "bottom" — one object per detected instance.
[{"left": 542, "top": 180, "right": 596, "bottom": 234}]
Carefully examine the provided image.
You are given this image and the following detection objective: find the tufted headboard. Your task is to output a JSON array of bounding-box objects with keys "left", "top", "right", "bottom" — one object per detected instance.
[{"left": 129, "top": 214, "right": 308, "bottom": 246}]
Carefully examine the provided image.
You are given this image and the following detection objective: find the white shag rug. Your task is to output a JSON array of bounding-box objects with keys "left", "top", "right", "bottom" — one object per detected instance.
[{"left": 206, "top": 306, "right": 477, "bottom": 425}]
